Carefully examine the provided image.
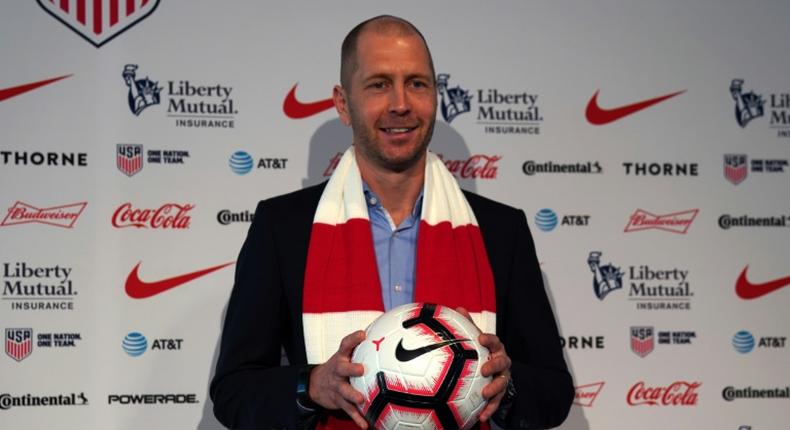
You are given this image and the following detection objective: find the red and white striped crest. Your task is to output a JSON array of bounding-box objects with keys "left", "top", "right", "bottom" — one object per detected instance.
[
  {"left": 5, "top": 328, "right": 33, "bottom": 362},
  {"left": 630, "top": 326, "right": 654, "bottom": 358},
  {"left": 37, "top": 0, "right": 161, "bottom": 47}
]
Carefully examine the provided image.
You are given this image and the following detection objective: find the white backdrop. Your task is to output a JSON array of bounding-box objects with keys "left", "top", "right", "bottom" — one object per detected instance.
[{"left": 1, "top": 1, "right": 789, "bottom": 429}]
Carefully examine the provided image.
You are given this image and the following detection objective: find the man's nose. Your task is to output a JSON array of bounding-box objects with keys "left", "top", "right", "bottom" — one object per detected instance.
[{"left": 388, "top": 84, "right": 410, "bottom": 115}]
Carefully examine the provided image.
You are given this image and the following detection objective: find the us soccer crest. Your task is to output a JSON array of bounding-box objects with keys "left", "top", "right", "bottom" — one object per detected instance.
[
  {"left": 117, "top": 144, "right": 143, "bottom": 177},
  {"left": 724, "top": 154, "right": 748, "bottom": 185},
  {"left": 6, "top": 328, "right": 33, "bottom": 362},
  {"left": 437, "top": 74, "right": 472, "bottom": 123},
  {"left": 588, "top": 251, "right": 623, "bottom": 300},
  {"left": 37, "top": 0, "right": 160, "bottom": 48},
  {"left": 630, "top": 326, "right": 654, "bottom": 358},
  {"left": 730, "top": 79, "right": 764, "bottom": 128},
  {"left": 123, "top": 65, "right": 161, "bottom": 116}
]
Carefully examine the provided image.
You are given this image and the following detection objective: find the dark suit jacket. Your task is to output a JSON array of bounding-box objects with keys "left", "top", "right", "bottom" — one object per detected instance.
[{"left": 210, "top": 183, "right": 573, "bottom": 429}]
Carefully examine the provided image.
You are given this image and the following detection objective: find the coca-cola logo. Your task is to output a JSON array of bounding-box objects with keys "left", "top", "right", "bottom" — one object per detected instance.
[
  {"left": 627, "top": 381, "right": 701, "bottom": 406},
  {"left": 624, "top": 209, "right": 699, "bottom": 234},
  {"left": 436, "top": 154, "right": 500, "bottom": 179},
  {"left": 1, "top": 201, "right": 87, "bottom": 228},
  {"left": 112, "top": 203, "right": 194, "bottom": 229},
  {"left": 321, "top": 152, "right": 501, "bottom": 179}
]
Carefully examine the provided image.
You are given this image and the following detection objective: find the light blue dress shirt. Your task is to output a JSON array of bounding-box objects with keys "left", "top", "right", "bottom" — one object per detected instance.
[{"left": 362, "top": 182, "right": 423, "bottom": 311}]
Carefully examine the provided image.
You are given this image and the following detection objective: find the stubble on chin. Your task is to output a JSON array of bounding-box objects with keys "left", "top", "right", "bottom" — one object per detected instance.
[{"left": 351, "top": 117, "right": 436, "bottom": 174}]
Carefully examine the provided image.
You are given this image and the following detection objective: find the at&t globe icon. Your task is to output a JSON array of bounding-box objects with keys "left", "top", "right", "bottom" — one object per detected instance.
[
  {"left": 122, "top": 332, "right": 148, "bottom": 357},
  {"left": 732, "top": 330, "right": 755, "bottom": 353},
  {"left": 229, "top": 151, "right": 253, "bottom": 175},
  {"left": 534, "top": 208, "right": 558, "bottom": 232}
]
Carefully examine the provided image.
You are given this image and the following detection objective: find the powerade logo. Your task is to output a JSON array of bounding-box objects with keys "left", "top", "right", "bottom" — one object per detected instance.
[
  {"left": 534, "top": 209, "right": 558, "bottom": 232},
  {"left": 122, "top": 332, "right": 147, "bottom": 357},
  {"left": 732, "top": 331, "right": 755, "bottom": 353},
  {"left": 229, "top": 151, "right": 253, "bottom": 175}
]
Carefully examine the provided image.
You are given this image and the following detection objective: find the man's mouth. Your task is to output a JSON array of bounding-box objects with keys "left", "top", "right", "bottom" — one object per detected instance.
[{"left": 381, "top": 126, "right": 417, "bottom": 135}]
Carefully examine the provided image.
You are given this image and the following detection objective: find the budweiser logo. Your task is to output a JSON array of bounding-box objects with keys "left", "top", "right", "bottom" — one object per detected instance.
[
  {"left": 1, "top": 201, "right": 87, "bottom": 228},
  {"left": 624, "top": 209, "right": 699, "bottom": 234},
  {"left": 436, "top": 154, "right": 500, "bottom": 179},
  {"left": 627, "top": 381, "right": 701, "bottom": 406},
  {"left": 112, "top": 203, "right": 194, "bottom": 229},
  {"left": 574, "top": 382, "right": 605, "bottom": 407}
]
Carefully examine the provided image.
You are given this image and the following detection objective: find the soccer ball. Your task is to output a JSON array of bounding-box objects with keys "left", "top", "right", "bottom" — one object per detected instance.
[{"left": 350, "top": 302, "right": 491, "bottom": 430}]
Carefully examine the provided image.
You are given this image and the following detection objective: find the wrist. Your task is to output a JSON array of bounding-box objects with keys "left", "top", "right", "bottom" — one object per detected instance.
[{"left": 296, "top": 365, "right": 321, "bottom": 412}]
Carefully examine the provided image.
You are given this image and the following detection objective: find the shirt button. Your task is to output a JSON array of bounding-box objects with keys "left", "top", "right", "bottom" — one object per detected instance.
[
  {"left": 368, "top": 196, "right": 378, "bottom": 206},
  {"left": 393, "top": 231, "right": 399, "bottom": 238},
  {"left": 394, "top": 284, "right": 402, "bottom": 293}
]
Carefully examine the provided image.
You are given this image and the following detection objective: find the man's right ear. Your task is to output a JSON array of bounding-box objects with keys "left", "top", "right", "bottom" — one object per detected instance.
[{"left": 333, "top": 85, "right": 352, "bottom": 126}]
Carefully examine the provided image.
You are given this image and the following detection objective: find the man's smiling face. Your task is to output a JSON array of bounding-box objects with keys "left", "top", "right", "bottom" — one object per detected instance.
[{"left": 339, "top": 30, "right": 437, "bottom": 173}]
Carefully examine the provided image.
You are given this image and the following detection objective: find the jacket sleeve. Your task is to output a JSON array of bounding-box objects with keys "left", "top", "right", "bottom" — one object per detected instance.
[
  {"left": 210, "top": 200, "right": 301, "bottom": 429},
  {"left": 497, "top": 209, "right": 574, "bottom": 429}
]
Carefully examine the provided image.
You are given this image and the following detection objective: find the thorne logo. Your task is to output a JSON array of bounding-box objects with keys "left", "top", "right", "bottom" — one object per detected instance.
[
  {"left": 1, "top": 151, "right": 87, "bottom": 167},
  {"left": 627, "top": 381, "right": 701, "bottom": 406},
  {"left": 122, "top": 64, "right": 238, "bottom": 128},
  {"left": 437, "top": 74, "right": 541, "bottom": 135},
  {"left": 622, "top": 162, "right": 698, "bottom": 176},
  {"left": 37, "top": 0, "right": 160, "bottom": 48},
  {"left": 112, "top": 203, "right": 194, "bottom": 229},
  {"left": 574, "top": 382, "right": 605, "bottom": 407},
  {"left": 2, "top": 262, "right": 78, "bottom": 311},
  {"left": 560, "top": 336, "right": 605, "bottom": 349},
  {"left": 730, "top": 79, "right": 790, "bottom": 138},
  {"left": 1, "top": 201, "right": 87, "bottom": 229},
  {"left": 587, "top": 252, "right": 693, "bottom": 310},
  {"left": 624, "top": 208, "right": 699, "bottom": 234}
]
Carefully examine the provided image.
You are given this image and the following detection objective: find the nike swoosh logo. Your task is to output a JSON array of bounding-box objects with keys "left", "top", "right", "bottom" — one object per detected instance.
[
  {"left": 0, "top": 75, "right": 72, "bottom": 102},
  {"left": 585, "top": 89, "right": 685, "bottom": 125},
  {"left": 282, "top": 83, "right": 334, "bottom": 119},
  {"left": 125, "top": 261, "right": 235, "bottom": 299},
  {"left": 736, "top": 265, "right": 790, "bottom": 299},
  {"left": 395, "top": 338, "right": 469, "bottom": 362}
]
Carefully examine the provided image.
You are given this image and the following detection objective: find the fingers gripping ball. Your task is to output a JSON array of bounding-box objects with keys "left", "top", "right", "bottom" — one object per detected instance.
[{"left": 350, "top": 303, "right": 491, "bottom": 430}]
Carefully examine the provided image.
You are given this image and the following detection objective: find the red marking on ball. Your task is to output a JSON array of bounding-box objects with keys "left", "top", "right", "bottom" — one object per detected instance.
[{"left": 372, "top": 336, "right": 385, "bottom": 351}]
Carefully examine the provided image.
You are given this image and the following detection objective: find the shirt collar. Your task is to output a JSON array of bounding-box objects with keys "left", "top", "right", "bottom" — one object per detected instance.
[{"left": 362, "top": 181, "right": 424, "bottom": 219}]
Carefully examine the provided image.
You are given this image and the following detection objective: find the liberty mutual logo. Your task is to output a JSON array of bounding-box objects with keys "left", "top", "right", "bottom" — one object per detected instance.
[
  {"left": 730, "top": 79, "right": 764, "bottom": 128},
  {"left": 437, "top": 74, "right": 472, "bottom": 123},
  {"left": 123, "top": 64, "right": 162, "bottom": 116},
  {"left": 588, "top": 251, "right": 623, "bottom": 300}
]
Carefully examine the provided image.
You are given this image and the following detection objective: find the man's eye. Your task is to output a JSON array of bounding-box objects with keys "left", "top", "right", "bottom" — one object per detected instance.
[{"left": 369, "top": 82, "right": 386, "bottom": 89}]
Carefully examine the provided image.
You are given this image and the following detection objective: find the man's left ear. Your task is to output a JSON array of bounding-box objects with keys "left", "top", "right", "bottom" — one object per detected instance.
[{"left": 333, "top": 85, "right": 351, "bottom": 126}]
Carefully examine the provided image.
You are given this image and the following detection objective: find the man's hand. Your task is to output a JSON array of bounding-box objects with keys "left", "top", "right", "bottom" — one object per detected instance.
[
  {"left": 455, "top": 307, "right": 512, "bottom": 423},
  {"left": 308, "top": 330, "right": 369, "bottom": 429}
]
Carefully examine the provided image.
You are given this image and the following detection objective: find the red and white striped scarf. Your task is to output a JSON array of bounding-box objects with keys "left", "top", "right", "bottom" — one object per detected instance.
[{"left": 303, "top": 147, "right": 496, "bottom": 365}]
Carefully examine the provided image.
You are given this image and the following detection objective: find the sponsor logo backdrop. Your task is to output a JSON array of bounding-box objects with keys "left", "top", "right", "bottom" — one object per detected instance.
[{"left": 1, "top": 1, "right": 788, "bottom": 429}]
